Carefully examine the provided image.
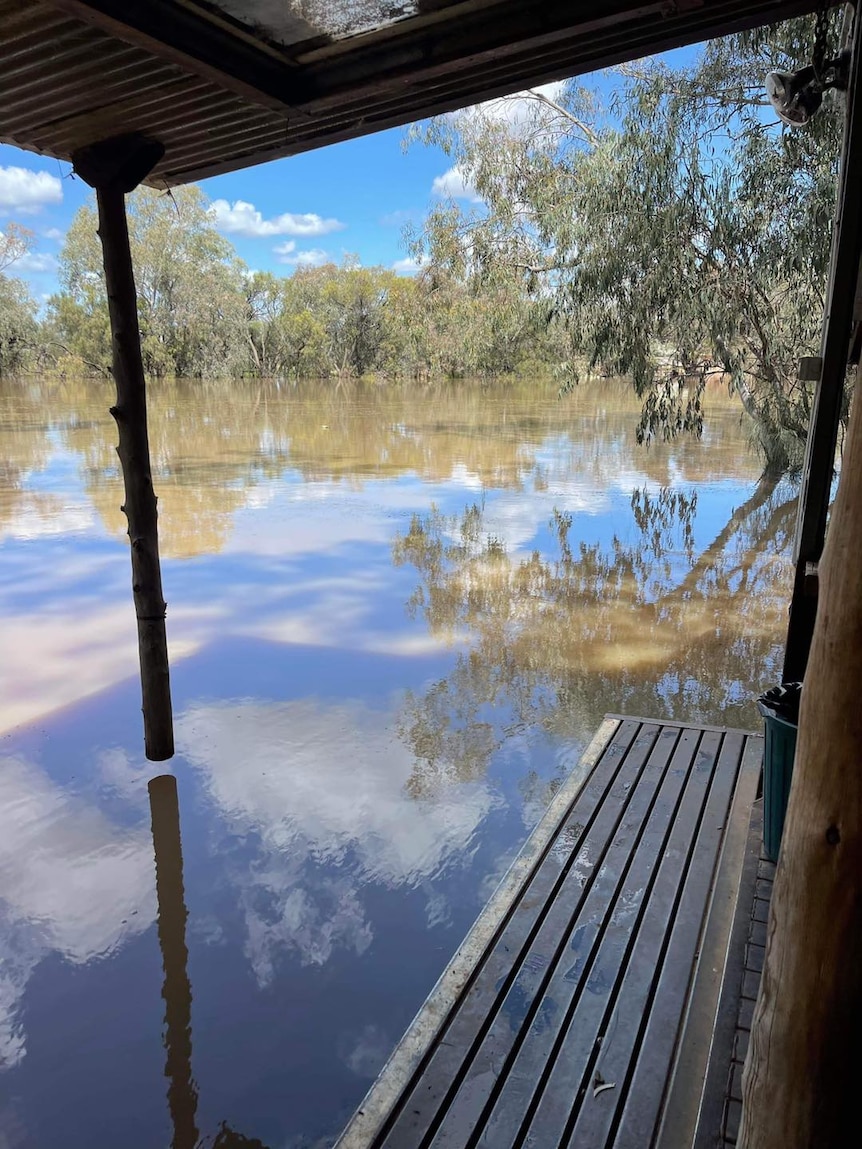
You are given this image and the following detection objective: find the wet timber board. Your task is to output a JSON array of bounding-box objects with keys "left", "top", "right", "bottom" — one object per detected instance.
[{"left": 336, "top": 716, "right": 763, "bottom": 1149}]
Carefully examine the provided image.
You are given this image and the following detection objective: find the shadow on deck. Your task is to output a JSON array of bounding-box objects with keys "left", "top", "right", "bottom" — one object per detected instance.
[{"left": 336, "top": 716, "right": 766, "bottom": 1149}]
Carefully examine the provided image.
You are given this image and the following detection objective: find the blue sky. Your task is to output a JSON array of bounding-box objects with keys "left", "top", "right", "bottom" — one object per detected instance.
[
  {"left": 0, "top": 112, "right": 467, "bottom": 302},
  {"left": 1, "top": 50, "right": 706, "bottom": 303}
]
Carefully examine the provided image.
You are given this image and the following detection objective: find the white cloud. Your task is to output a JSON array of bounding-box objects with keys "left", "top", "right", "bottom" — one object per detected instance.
[
  {"left": 15, "top": 251, "right": 57, "bottom": 274},
  {"left": 431, "top": 164, "right": 481, "bottom": 203},
  {"left": 275, "top": 243, "right": 330, "bottom": 268},
  {"left": 43, "top": 227, "right": 64, "bottom": 241},
  {"left": 392, "top": 255, "right": 426, "bottom": 275},
  {"left": 380, "top": 208, "right": 419, "bottom": 228},
  {"left": 210, "top": 198, "right": 344, "bottom": 238},
  {"left": 476, "top": 80, "right": 568, "bottom": 128},
  {"left": 0, "top": 166, "right": 63, "bottom": 214}
]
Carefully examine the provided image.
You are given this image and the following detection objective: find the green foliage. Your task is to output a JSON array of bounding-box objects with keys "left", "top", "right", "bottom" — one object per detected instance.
[
  {"left": 27, "top": 10, "right": 845, "bottom": 446},
  {"left": 44, "top": 189, "right": 544, "bottom": 383},
  {"left": 49, "top": 186, "right": 248, "bottom": 378},
  {"left": 0, "top": 224, "right": 39, "bottom": 376},
  {"left": 0, "top": 273, "right": 37, "bottom": 376},
  {"left": 409, "top": 13, "right": 846, "bottom": 473}
]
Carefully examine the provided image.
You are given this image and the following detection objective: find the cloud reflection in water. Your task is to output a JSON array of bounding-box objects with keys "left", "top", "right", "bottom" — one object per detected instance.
[
  {"left": 0, "top": 754, "right": 154, "bottom": 1068},
  {"left": 176, "top": 696, "right": 498, "bottom": 980}
]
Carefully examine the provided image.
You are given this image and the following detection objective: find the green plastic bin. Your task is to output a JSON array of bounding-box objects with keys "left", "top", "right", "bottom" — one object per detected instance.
[{"left": 757, "top": 702, "right": 798, "bottom": 863}]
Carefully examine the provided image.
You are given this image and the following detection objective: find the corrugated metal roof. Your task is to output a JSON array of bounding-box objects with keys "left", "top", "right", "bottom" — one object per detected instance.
[
  {"left": 206, "top": 1, "right": 419, "bottom": 45},
  {"left": 0, "top": 0, "right": 820, "bottom": 186}
]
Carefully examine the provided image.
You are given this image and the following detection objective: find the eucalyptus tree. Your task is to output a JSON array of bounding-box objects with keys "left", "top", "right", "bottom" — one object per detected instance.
[
  {"left": 0, "top": 222, "right": 34, "bottom": 273},
  {"left": 51, "top": 185, "right": 249, "bottom": 378},
  {"left": 0, "top": 275, "right": 37, "bottom": 376},
  {"left": 0, "top": 223, "right": 38, "bottom": 376},
  {"left": 410, "top": 13, "right": 845, "bottom": 473}
]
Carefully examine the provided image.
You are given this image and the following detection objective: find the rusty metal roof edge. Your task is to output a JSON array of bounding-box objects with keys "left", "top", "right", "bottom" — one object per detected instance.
[{"left": 0, "top": 0, "right": 823, "bottom": 187}]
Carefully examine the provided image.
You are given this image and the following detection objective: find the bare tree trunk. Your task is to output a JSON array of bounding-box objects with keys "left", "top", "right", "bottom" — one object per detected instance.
[
  {"left": 739, "top": 367, "right": 862, "bottom": 1147},
  {"left": 97, "top": 183, "right": 174, "bottom": 760}
]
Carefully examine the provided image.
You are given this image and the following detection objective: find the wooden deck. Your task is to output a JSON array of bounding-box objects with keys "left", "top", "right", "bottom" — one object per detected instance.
[{"left": 336, "top": 716, "right": 763, "bottom": 1149}]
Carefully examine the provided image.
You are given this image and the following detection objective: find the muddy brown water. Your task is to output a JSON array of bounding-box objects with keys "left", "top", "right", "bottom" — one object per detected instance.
[{"left": 0, "top": 376, "right": 794, "bottom": 1147}]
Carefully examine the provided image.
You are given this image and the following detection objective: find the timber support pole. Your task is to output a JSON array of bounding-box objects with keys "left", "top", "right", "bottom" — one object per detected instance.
[{"left": 72, "top": 134, "right": 174, "bottom": 760}]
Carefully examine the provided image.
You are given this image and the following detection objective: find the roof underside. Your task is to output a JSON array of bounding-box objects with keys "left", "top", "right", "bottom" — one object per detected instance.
[{"left": 1, "top": 0, "right": 819, "bottom": 186}]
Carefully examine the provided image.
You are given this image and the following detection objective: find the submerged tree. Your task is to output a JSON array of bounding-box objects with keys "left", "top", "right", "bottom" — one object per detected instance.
[
  {"left": 45, "top": 189, "right": 545, "bottom": 382},
  {"left": 409, "top": 13, "right": 846, "bottom": 473},
  {"left": 49, "top": 185, "right": 249, "bottom": 379},
  {"left": 0, "top": 225, "right": 38, "bottom": 377},
  {"left": 0, "top": 274, "right": 37, "bottom": 377}
]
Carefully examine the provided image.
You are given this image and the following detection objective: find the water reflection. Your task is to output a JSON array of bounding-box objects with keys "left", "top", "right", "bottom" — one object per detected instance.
[
  {"left": 393, "top": 477, "right": 793, "bottom": 794},
  {"left": 1, "top": 375, "right": 760, "bottom": 559},
  {"left": 0, "top": 752, "right": 155, "bottom": 1069},
  {"left": 0, "top": 375, "right": 793, "bottom": 1147},
  {"left": 176, "top": 698, "right": 496, "bottom": 979},
  {"left": 150, "top": 776, "right": 199, "bottom": 1149},
  {"left": 149, "top": 776, "right": 270, "bottom": 1149},
  {"left": 0, "top": 375, "right": 770, "bottom": 735}
]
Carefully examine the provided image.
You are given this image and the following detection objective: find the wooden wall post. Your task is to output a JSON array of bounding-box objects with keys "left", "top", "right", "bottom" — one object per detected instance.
[
  {"left": 72, "top": 135, "right": 174, "bottom": 760},
  {"left": 738, "top": 359, "right": 862, "bottom": 1148},
  {"left": 739, "top": 20, "right": 862, "bottom": 1146}
]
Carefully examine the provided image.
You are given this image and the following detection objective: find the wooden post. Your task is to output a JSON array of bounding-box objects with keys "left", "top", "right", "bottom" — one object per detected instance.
[
  {"left": 738, "top": 354, "right": 862, "bottom": 1145},
  {"left": 783, "top": 12, "right": 862, "bottom": 682},
  {"left": 149, "top": 774, "right": 199, "bottom": 1149},
  {"left": 72, "top": 135, "right": 173, "bottom": 760}
]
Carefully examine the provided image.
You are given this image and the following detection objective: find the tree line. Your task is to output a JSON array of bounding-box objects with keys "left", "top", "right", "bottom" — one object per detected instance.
[
  {"left": 0, "top": 186, "right": 557, "bottom": 384},
  {"left": 0, "top": 12, "right": 847, "bottom": 475}
]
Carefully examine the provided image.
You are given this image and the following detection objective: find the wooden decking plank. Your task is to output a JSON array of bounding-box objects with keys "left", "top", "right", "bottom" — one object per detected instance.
[
  {"left": 336, "top": 718, "right": 622, "bottom": 1149},
  {"left": 472, "top": 723, "right": 691, "bottom": 1148},
  {"left": 425, "top": 726, "right": 666, "bottom": 1149},
  {"left": 376, "top": 716, "right": 652, "bottom": 1149},
  {"left": 335, "top": 716, "right": 761, "bottom": 1149},
  {"left": 515, "top": 727, "right": 722, "bottom": 1149},
  {"left": 658, "top": 735, "right": 763, "bottom": 1149},
  {"left": 421, "top": 722, "right": 670, "bottom": 1149},
  {"left": 570, "top": 731, "right": 746, "bottom": 1149},
  {"left": 363, "top": 719, "right": 641, "bottom": 1149}
]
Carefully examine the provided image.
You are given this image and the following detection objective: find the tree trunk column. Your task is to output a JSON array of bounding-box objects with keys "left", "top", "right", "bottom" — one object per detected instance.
[
  {"left": 98, "top": 184, "right": 173, "bottom": 760},
  {"left": 73, "top": 135, "right": 173, "bottom": 761},
  {"left": 738, "top": 360, "right": 862, "bottom": 1146}
]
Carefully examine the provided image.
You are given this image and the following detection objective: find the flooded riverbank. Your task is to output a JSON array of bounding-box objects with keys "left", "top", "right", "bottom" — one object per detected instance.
[{"left": 0, "top": 376, "right": 793, "bottom": 1147}]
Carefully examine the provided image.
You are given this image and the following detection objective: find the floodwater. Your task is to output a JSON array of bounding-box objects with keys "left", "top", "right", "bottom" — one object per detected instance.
[{"left": 0, "top": 376, "right": 794, "bottom": 1148}]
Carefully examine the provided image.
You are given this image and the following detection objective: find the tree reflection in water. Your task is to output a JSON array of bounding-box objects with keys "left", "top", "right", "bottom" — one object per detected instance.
[
  {"left": 393, "top": 477, "right": 794, "bottom": 797},
  {"left": 149, "top": 775, "right": 271, "bottom": 1149}
]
